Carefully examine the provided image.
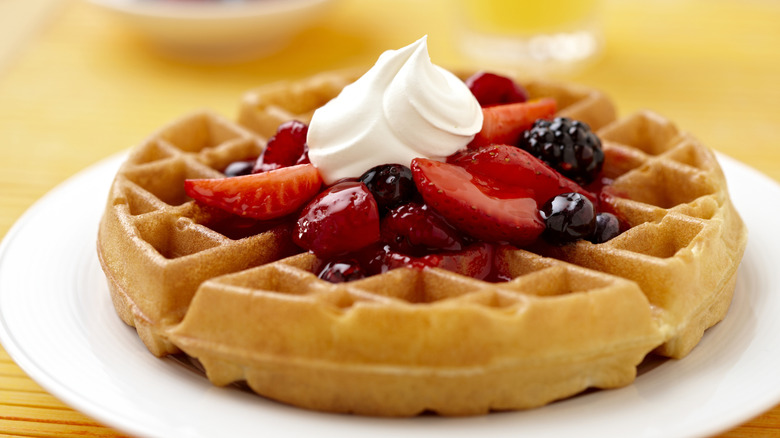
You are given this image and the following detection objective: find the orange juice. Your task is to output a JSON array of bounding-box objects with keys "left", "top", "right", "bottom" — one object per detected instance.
[{"left": 459, "top": 0, "right": 599, "bottom": 35}]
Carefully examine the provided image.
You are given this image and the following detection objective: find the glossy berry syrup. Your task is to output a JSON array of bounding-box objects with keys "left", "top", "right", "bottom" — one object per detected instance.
[{"left": 191, "top": 72, "right": 629, "bottom": 285}]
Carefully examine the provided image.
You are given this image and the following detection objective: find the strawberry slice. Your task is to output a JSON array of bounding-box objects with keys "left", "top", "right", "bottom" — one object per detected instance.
[
  {"left": 411, "top": 158, "right": 544, "bottom": 246},
  {"left": 184, "top": 163, "right": 322, "bottom": 220},
  {"left": 294, "top": 181, "right": 380, "bottom": 258},
  {"left": 450, "top": 144, "right": 595, "bottom": 205},
  {"left": 468, "top": 98, "right": 557, "bottom": 149}
]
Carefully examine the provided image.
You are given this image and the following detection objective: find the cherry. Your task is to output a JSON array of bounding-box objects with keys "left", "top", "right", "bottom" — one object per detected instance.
[
  {"left": 381, "top": 202, "right": 465, "bottom": 254},
  {"left": 294, "top": 181, "right": 380, "bottom": 258},
  {"left": 464, "top": 71, "right": 529, "bottom": 107},
  {"left": 539, "top": 192, "right": 596, "bottom": 244}
]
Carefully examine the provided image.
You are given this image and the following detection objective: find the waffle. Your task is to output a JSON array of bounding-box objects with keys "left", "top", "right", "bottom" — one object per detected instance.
[{"left": 97, "top": 70, "right": 747, "bottom": 416}]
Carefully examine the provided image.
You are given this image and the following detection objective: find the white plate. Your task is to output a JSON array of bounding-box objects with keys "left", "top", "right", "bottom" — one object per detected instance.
[{"left": 0, "top": 152, "right": 777, "bottom": 438}]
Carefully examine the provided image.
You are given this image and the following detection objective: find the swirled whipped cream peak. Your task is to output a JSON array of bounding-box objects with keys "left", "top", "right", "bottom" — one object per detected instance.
[{"left": 307, "top": 36, "right": 484, "bottom": 184}]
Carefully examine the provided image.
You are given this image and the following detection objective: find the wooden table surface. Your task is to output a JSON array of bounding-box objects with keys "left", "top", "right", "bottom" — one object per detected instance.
[{"left": 1, "top": 0, "right": 778, "bottom": 436}]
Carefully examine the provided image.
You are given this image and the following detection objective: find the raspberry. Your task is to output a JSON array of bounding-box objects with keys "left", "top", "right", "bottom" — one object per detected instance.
[
  {"left": 519, "top": 117, "right": 604, "bottom": 185},
  {"left": 464, "top": 71, "right": 528, "bottom": 107}
]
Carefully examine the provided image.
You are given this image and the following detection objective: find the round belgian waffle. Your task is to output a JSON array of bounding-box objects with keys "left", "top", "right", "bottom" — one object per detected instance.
[{"left": 96, "top": 70, "right": 747, "bottom": 416}]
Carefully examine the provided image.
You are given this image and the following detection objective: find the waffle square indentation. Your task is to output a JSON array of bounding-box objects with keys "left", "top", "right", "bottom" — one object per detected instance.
[
  {"left": 159, "top": 112, "right": 249, "bottom": 153},
  {"left": 609, "top": 215, "right": 705, "bottom": 259},
  {"left": 123, "top": 157, "right": 218, "bottom": 207},
  {"left": 135, "top": 216, "right": 223, "bottom": 260},
  {"left": 126, "top": 140, "right": 175, "bottom": 166},
  {"left": 599, "top": 111, "right": 682, "bottom": 156},
  {"left": 610, "top": 161, "right": 717, "bottom": 209}
]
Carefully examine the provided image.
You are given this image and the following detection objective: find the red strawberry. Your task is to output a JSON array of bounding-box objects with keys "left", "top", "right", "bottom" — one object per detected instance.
[
  {"left": 465, "top": 71, "right": 528, "bottom": 107},
  {"left": 184, "top": 163, "right": 322, "bottom": 220},
  {"left": 450, "top": 144, "right": 595, "bottom": 205},
  {"left": 381, "top": 202, "right": 466, "bottom": 254},
  {"left": 253, "top": 120, "right": 309, "bottom": 173},
  {"left": 468, "top": 98, "right": 557, "bottom": 149},
  {"left": 294, "top": 181, "right": 380, "bottom": 258},
  {"left": 361, "top": 242, "right": 495, "bottom": 280},
  {"left": 411, "top": 158, "right": 544, "bottom": 246}
]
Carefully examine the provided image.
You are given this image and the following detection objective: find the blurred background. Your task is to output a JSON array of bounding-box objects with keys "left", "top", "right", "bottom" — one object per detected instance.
[{"left": 0, "top": 0, "right": 779, "bottom": 435}]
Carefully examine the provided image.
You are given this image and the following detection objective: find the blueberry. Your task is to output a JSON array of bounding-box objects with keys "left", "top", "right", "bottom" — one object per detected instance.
[
  {"left": 318, "top": 260, "right": 365, "bottom": 283},
  {"left": 223, "top": 160, "right": 255, "bottom": 177},
  {"left": 359, "top": 164, "right": 416, "bottom": 212},
  {"left": 590, "top": 212, "right": 622, "bottom": 243},
  {"left": 539, "top": 192, "right": 597, "bottom": 244}
]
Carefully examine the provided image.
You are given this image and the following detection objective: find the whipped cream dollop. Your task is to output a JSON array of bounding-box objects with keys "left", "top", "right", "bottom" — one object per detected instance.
[{"left": 307, "top": 36, "right": 483, "bottom": 184}]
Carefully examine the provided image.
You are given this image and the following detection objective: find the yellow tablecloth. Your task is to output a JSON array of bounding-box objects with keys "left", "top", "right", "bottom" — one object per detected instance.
[{"left": 1, "top": 0, "right": 779, "bottom": 436}]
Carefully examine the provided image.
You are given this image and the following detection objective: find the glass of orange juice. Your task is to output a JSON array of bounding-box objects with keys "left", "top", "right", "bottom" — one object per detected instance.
[{"left": 455, "top": 0, "right": 603, "bottom": 75}]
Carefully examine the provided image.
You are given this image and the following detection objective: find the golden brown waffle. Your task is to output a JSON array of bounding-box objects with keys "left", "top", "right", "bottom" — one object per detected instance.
[
  {"left": 97, "top": 70, "right": 746, "bottom": 416},
  {"left": 538, "top": 110, "right": 747, "bottom": 358},
  {"left": 96, "top": 112, "right": 302, "bottom": 356},
  {"left": 168, "top": 251, "right": 663, "bottom": 416}
]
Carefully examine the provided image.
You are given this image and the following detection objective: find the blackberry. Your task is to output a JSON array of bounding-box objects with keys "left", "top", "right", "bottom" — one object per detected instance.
[{"left": 519, "top": 117, "right": 604, "bottom": 185}]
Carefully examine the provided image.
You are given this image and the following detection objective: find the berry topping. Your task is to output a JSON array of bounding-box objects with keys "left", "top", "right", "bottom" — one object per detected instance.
[
  {"left": 590, "top": 212, "right": 622, "bottom": 244},
  {"left": 359, "top": 164, "right": 417, "bottom": 212},
  {"left": 519, "top": 117, "right": 604, "bottom": 185},
  {"left": 294, "top": 181, "right": 381, "bottom": 258},
  {"left": 539, "top": 192, "right": 597, "bottom": 244},
  {"left": 468, "top": 98, "right": 557, "bottom": 149},
  {"left": 223, "top": 160, "right": 255, "bottom": 177},
  {"left": 381, "top": 202, "right": 466, "bottom": 254},
  {"left": 184, "top": 163, "right": 322, "bottom": 220},
  {"left": 361, "top": 242, "right": 496, "bottom": 280},
  {"left": 411, "top": 158, "right": 544, "bottom": 246},
  {"left": 318, "top": 259, "right": 366, "bottom": 283},
  {"left": 464, "top": 71, "right": 529, "bottom": 107},
  {"left": 203, "top": 213, "right": 293, "bottom": 240},
  {"left": 253, "top": 120, "right": 310, "bottom": 173},
  {"left": 450, "top": 144, "right": 595, "bottom": 206}
]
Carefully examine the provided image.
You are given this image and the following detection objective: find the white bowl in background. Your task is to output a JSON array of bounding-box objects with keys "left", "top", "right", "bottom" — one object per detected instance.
[{"left": 87, "top": 0, "right": 337, "bottom": 61}]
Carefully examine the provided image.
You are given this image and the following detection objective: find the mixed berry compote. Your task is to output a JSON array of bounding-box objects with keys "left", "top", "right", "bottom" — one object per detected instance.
[{"left": 184, "top": 68, "right": 623, "bottom": 284}]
